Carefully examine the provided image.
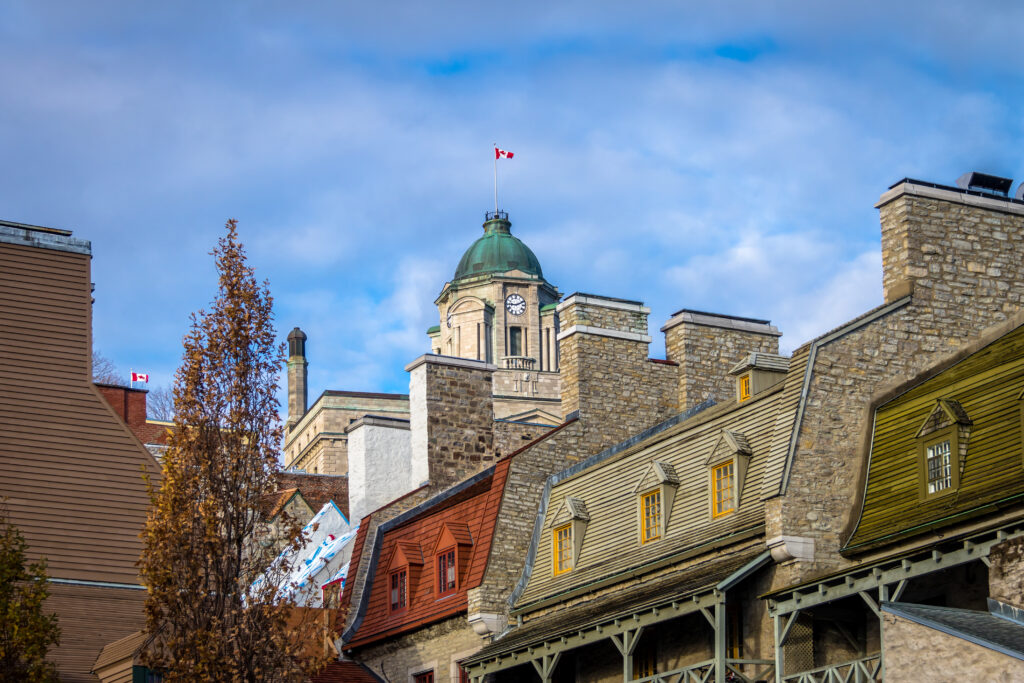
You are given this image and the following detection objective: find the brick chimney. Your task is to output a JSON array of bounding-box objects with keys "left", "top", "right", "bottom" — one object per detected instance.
[
  {"left": 662, "top": 310, "right": 781, "bottom": 411},
  {"left": 95, "top": 383, "right": 148, "bottom": 436}
]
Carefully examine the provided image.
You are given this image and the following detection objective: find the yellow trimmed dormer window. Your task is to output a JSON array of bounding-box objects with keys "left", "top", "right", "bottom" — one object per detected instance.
[
  {"left": 713, "top": 461, "right": 735, "bottom": 517},
  {"left": 739, "top": 374, "right": 751, "bottom": 402},
  {"left": 641, "top": 490, "right": 662, "bottom": 543},
  {"left": 553, "top": 523, "right": 573, "bottom": 575}
]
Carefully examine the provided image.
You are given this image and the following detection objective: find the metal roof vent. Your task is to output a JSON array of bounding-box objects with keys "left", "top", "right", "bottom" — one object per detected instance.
[{"left": 956, "top": 171, "right": 1013, "bottom": 197}]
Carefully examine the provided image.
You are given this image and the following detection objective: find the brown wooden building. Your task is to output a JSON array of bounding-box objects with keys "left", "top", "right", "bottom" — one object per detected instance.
[{"left": 0, "top": 219, "right": 161, "bottom": 681}]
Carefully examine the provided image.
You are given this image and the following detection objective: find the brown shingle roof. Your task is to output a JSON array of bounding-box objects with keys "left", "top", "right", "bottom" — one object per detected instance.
[{"left": 312, "top": 660, "right": 384, "bottom": 682}]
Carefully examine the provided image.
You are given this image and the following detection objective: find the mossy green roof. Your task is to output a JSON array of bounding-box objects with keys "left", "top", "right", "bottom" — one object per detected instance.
[
  {"left": 454, "top": 216, "right": 543, "bottom": 282},
  {"left": 426, "top": 325, "right": 441, "bottom": 335}
]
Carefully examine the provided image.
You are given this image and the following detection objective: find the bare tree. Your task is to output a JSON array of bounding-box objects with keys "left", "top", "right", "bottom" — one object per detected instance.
[
  {"left": 139, "top": 220, "right": 328, "bottom": 682},
  {"left": 146, "top": 385, "right": 175, "bottom": 421},
  {"left": 91, "top": 351, "right": 122, "bottom": 385}
]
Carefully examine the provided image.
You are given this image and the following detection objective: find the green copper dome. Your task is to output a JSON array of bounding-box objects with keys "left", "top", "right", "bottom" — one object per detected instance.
[{"left": 453, "top": 213, "right": 543, "bottom": 282}]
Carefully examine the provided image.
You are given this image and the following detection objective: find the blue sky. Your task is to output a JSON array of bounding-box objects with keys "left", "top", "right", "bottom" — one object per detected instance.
[{"left": 2, "top": 1, "right": 1023, "bottom": 410}]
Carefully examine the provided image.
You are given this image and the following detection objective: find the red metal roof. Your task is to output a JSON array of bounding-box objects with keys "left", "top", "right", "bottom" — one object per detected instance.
[{"left": 343, "top": 459, "right": 510, "bottom": 648}]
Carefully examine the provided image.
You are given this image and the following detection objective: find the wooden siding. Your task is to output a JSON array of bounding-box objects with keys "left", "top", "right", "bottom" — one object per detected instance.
[
  {"left": 0, "top": 240, "right": 161, "bottom": 585},
  {"left": 345, "top": 459, "right": 510, "bottom": 648},
  {"left": 845, "top": 324, "right": 1024, "bottom": 552},
  {"left": 45, "top": 582, "right": 147, "bottom": 683},
  {"left": 516, "top": 385, "right": 783, "bottom": 608}
]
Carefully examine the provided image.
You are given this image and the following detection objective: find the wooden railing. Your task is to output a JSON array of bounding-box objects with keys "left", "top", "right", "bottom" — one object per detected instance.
[
  {"left": 634, "top": 658, "right": 775, "bottom": 683},
  {"left": 781, "top": 654, "right": 881, "bottom": 683}
]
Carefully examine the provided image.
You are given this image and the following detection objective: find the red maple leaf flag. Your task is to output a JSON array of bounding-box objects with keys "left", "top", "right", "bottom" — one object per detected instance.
[
  {"left": 495, "top": 147, "right": 514, "bottom": 159},
  {"left": 131, "top": 372, "right": 150, "bottom": 383}
]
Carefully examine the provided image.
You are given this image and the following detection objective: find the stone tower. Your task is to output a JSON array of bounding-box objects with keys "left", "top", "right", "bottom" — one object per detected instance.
[
  {"left": 286, "top": 326, "right": 308, "bottom": 432},
  {"left": 432, "top": 211, "right": 563, "bottom": 422}
]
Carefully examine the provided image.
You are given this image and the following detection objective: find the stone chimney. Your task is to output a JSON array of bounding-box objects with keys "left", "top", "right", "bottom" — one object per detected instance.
[
  {"left": 286, "top": 327, "right": 308, "bottom": 433},
  {"left": 662, "top": 310, "right": 781, "bottom": 411},
  {"left": 557, "top": 293, "right": 678, "bottom": 457},
  {"left": 405, "top": 354, "right": 497, "bottom": 491},
  {"left": 878, "top": 174, "right": 1024, "bottom": 307}
]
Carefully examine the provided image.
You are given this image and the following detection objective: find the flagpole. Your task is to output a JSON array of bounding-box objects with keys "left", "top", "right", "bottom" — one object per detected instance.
[
  {"left": 493, "top": 145, "right": 498, "bottom": 214},
  {"left": 129, "top": 367, "right": 133, "bottom": 389}
]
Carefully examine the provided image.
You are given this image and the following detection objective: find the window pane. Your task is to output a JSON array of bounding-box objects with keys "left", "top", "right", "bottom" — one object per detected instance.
[
  {"left": 927, "top": 440, "right": 952, "bottom": 493},
  {"left": 714, "top": 462, "right": 735, "bottom": 516},
  {"left": 509, "top": 327, "right": 522, "bottom": 356},
  {"left": 555, "top": 525, "right": 573, "bottom": 573},
  {"left": 642, "top": 490, "right": 661, "bottom": 542}
]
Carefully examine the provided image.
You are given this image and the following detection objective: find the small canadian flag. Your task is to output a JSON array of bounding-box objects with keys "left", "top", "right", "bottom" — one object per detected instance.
[
  {"left": 131, "top": 372, "right": 149, "bottom": 383},
  {"left": 495, "top": 147, "right": 514, "bottom": 159}
]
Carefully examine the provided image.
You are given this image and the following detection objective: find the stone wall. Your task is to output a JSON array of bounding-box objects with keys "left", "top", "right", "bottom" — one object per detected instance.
[
  {"left": 557, "top": 294, "right": 679, "bottom": 458},
  {"left": 662, "top": 310, "right": 781, "bottom": 411},
  {"left": 351, "top": 614, "right": 483, "bottom": 683},
  {"left": 407, "top": 355, "right": 497, "bottom": 492},
  {"left": 285, "top": 392, "right": 409, "bottom": 475},
  {"left": 883, "top": 611, "right": 1024, "bottom": 682},
  {"left": 989, "top": 536, "right": 1024, "bottom": 610},
  {"left": 769, "top": 183, "right": 1024, "bottom": 586},
  {"left": 467, "top": 420, "right": 585, "bottom": 625},
  {"left": 492, "top": 419, "right": 551, "bottom": 459}
]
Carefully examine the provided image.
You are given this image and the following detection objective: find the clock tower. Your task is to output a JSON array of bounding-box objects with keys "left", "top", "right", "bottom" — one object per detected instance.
[{"left": 431, "top": 211, "right": 562, "bottom": 422}]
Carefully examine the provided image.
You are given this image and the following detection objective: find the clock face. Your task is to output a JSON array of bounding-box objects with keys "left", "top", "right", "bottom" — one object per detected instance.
[
  {"left": 446, "top": 312, "right": 453, "bottom": 328},
  {"left": 505, "top": 293, "right": 527, "bottom": 316}
]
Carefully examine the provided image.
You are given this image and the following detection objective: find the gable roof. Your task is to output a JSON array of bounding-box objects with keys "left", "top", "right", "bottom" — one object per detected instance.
[{"left": 882, "top": 601, "right": 1024, "bottom": 661}]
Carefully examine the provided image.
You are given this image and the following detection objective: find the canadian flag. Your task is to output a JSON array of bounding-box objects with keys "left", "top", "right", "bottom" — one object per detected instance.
[
  {"left": 495, "top": 147, "right": 514, "bottom": 159},
  {"left": 132, "top": 372, "right": 149, "bottom": 383}
]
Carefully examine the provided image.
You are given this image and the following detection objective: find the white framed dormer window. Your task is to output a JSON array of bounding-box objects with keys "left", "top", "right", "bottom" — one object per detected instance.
[
  {"left": 916, "top": 398, "right": 972, "bottom": 500},
  {"left": 546, "top": 496, "right": 589, "bottom": 576},
  {"left": 705, "top": 430, "right": 752, "bottom": 519},
  {"left": 632, "top": 461, "right": 680, "bottom": 544}
]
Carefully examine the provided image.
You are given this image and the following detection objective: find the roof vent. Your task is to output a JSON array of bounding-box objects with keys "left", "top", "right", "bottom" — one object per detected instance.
[
  {"left": 1015, "top": 183, "right": 1024, "bottom": 201},
  {"left": 956, "top": 171, "right": 1013, "bottom": 197}
]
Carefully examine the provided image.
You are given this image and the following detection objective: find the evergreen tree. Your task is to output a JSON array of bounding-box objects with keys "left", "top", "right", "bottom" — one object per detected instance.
[
  {"left": 0, "top": 510, "right": 60, "bottom": 683},
  {"left": 139, "top": 220, "right": 324, "bottom": 682}
]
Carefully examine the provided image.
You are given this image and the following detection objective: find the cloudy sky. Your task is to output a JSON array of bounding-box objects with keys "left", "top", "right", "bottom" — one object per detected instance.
[{"left": 2, "top": 2, "right": 1022, "bottom": 409}]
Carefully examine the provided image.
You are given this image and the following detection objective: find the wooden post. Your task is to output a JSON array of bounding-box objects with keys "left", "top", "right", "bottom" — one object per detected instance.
[
  {"left": 611, "top": 627, "right": 644, "bottom": 683},
  {"left": 715, "top": 597, "right": 727, "bottom": 683}
]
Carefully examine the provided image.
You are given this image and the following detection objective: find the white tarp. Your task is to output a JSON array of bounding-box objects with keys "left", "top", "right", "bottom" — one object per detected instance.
[{"left": 262, "top": 500, "right": 358, "bottom": 607}]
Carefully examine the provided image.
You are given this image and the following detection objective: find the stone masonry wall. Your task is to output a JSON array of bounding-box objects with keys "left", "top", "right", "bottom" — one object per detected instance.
[
  {"left": 353, "top": 614, "right": 483, "bottom": 683},
  {"left": 558, "top": 296, "right": 679, "bottom": 458},
  {"left": 408, "top": 356, "right": 497, "bottom": 493},
  {"left": 989, "top": 536, "right": 1024, "bottom": 610},
  {"left": 883, "top": 612, "right": 1024, "bottom": 682},
  {"left": 492, "top": 419, "right": 550, "bottom": 459},
  {"left": 663, "top": 316, "right": 780, "bottom": 411},
  {"left": 769, "top": 187, "right": 1024, "bottom": 587},
  {"left": 468, "top": 420, "right": 585, "bottom": 621}
]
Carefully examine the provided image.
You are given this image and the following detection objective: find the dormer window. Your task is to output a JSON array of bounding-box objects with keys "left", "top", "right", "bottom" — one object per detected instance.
[
  {"left": 916, "top": 398, "right": 972, "bottom": 500},
  {"left": 641, "top": 490, "right": 662, "bottom": 543},
  {"left": 384, "top": 541, "right": 423, "bottom": 615},
  {"left": 547, "top": 497, "right": 589, "bottom": 576},
  {"left": 712, "top": 462, "right": 735, "bottom": 517},
  {"left": 553, "top": 523, "right": 573, "bottom": 575},
  {"left": 437, "top": 547, "right": 456, "bottom": 596},
  {"left": 738, "top": 374, "right": 751, "bottom": 402},
  {"left": 705, "top": 430, "right": 753, "bottom": 519},
  {"left": 431, "top": 522, "right": 473, "bottom": 599},
  {"left": 389, "top": 569, "right": 407, "bottom": 614},
  {"left": 633, "top": 461, "right": 679, "bottom": 544}
]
